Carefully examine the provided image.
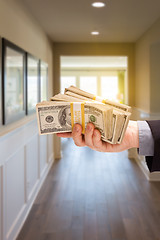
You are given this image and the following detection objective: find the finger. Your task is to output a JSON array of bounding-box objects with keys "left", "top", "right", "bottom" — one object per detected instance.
[
  {"left": 84, "top": 123, "right": 95, "bottom": 148},
  {"left": 92, "top": 129, "right": 109, "bottom": 152},
  {"left": 72, "top": 124, "right": 85, "bottom": 147},
  {"left": 56, "top": 132, "right": 72, "bottom": 138},
  {"left": 92, "top": 129, "right": 119, "bottom": 152}
]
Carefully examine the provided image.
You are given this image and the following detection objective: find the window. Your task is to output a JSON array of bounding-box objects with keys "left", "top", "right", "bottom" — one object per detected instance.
[
  {"left": 60, "top": 76, "right": 76, "bottom": 94},
  {"left": 79, "top": 76, "right": 97, "bottom": 95},
  {"left": 101, "top": 76, "right": 118, "bottom": 101}
]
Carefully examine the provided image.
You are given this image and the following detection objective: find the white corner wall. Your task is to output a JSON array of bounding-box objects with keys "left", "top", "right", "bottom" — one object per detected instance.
[
  {"left": 134, "top": 17, "right": 160, "bottom": 181},
  {"left": 0, "top": 1, "right": 54, "bottom": 240},
  {"left": 135, "top": 16, "right": 160, "bottom": 113}
]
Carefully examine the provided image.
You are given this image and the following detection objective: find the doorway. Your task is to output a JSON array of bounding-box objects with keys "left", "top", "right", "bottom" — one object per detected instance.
[{"left": 60, "top": 56, "right": 128, "bottom": 104}]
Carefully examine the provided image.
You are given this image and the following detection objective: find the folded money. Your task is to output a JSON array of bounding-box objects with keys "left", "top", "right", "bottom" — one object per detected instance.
[
  {"left": 63, "top": 86, "right": 132, "bottom": 144},
  {"left": 36, "top": 86, "right": 132, "bottom": 144},
  {"left": 36, "top": 101, "right": 113, "bottom": 142},
  {"left": 64, "top": 85, "right": 132, "bottom": 112}
]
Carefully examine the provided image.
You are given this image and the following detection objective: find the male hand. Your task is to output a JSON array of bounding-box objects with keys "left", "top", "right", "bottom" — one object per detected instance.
[{"left": 56, "top": 120, "right": 139, "bottom": 152}]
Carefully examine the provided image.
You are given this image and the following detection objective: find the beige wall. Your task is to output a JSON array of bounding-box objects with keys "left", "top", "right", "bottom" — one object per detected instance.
[
  {"left": 53, "top": 42, "right": 135, "bottom": 106},
  {"left": 0, "top": 0, "right": 54, "bottom": 98},
  {"left": 53, "top": 43, "right": 135, "bottom": 158},
  {"left": 135, "top": 17, "right": 160, "bottom": 113},
  {"left": 0, "top": 3, "right": 55, "bottom": 239},
  {"left": 0, "top": 0, "right": 55, "bottom": 155}
]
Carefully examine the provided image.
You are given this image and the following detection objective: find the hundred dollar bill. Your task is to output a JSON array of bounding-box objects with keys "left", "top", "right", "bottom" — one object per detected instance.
[
  {"left": 50, "top": 93, "right": 84, "bottom": 102},
  {"left": 65, "top": 85, "right": 132, "bottom": 112},
  {"left": 36, "top": 101, "right": 113, "bottom": 140},
  {"left": 50, "top": 91, "right": 131, "bottom": 144},
  {"left": 117, "top": 111, "right": 130, "bottom": 144},
  {"left": 63, "top": 86, "right": 132, "bottom": 144},
  {"left": 103, "top": 111, "right": 124, "bottom": 144}
]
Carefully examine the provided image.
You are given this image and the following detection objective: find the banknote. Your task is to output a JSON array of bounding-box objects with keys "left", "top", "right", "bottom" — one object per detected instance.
[
  {"left": 64, "top": 85, "right": 132, "bottom": 112},
  {"left": 63, "top": 86, "right": 132, "bottom": 143},
  {"left": 50, "top": 91, "right": 131, "bottom": 144},
  {"left": 36, "top": 86, "right": 132, "bottom": 144},
  {"left": 36, "top": 101, "right": 113, "bottom": 140}
]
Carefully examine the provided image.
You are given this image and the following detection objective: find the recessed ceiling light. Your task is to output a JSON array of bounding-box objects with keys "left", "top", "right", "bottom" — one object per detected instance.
[
  {"left": 91, "top": 31, "right": 99, "bottom": 35},
  {"left": 92, "top": 2, "right": 106, "bottom": 8}
]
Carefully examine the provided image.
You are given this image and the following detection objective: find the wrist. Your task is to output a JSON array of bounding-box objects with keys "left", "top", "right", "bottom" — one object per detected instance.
[{"left": 128, "top": 120, "right": 139, "bottom": 149}]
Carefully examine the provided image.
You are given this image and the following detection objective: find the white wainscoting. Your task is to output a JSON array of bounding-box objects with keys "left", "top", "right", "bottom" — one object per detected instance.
[
  {"left": 129, "top": 107, "right": 160, "bottom": 181},
  {"left": 39, "top": 135, "right": 47, "bottom": 177},
  {"left": 0, "top": 118, "right": 54, "bottom": 240},
  {"left": 25, "top": 135, "right": 39, "bottom": 201}
]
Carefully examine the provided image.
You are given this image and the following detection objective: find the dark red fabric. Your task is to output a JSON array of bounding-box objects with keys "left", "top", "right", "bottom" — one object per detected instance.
[{"left": 146, "top": 120, "right": 160, "bottom": 172}]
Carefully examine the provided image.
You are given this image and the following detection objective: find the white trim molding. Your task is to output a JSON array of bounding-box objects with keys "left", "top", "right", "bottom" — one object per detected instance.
[
  {"left": 129, "top": 107, "right": 160, "bottom": 181},
  {"left": 128, "top": 148, "right": 160, "bottom": 181}
]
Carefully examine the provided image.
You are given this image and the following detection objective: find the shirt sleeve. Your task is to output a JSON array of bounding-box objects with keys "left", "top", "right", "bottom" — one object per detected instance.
[{"left": 137, "top": 120, "right": 154, "bottom": 156}]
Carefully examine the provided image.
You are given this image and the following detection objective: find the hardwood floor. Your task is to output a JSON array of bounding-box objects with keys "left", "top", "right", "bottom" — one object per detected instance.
[{"left": 16, "top": 138, "right": 160, "bottom": 240}]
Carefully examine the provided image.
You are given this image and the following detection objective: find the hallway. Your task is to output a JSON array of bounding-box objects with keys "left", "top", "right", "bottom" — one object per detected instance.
[{"left": 17, "top": 139, "right": 160, "bottom": 240}]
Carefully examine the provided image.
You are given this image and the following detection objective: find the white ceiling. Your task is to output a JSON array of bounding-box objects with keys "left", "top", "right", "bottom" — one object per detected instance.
[{"left": 20, "top": 0, "right": 160, "bottom": 42}]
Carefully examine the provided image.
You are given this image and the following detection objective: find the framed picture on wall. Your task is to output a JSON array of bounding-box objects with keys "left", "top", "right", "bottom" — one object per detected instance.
[
  {"left": 27, "top": 54, "right": 40, "bottom": 114},
  {"left": 0, "top": 37, "right": 2, "bottom": 126},
  {"left": 40, "top": 61, "right": 48, "bottom": 101},
  {"left": 2, "top": 38, "right": 26, "bottom": 125}
]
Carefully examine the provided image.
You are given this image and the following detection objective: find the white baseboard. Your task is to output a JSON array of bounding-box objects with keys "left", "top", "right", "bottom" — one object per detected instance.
[
  {"left": 128, "top": 148, "right": 160, "bottom": 181},
  {"left": 136, "top": 155, "right": 160, "bottom": 181},
  {"left": 129, "top": 108, "right": 160, "bottom": 181}
]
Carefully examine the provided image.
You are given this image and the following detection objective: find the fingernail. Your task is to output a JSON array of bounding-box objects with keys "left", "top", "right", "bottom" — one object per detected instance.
[
  {"left": 87, "top": 125, "right": 92, "bottom": 131},
  {"left": 74, "top": 125, "right": 80, "bottom": 132},
  {"left": 93, "top": 131, "right": 97, "bottom": 137}
]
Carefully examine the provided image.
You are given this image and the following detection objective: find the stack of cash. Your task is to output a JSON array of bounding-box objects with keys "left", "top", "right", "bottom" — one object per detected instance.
[{"left": 36, "top": 86, "right": 132, "bottom": 144}]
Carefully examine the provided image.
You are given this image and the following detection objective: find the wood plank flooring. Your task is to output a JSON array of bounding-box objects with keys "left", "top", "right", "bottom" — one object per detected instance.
[{"left": 16, "top": 138, "right": 160, "bottom": 240}]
